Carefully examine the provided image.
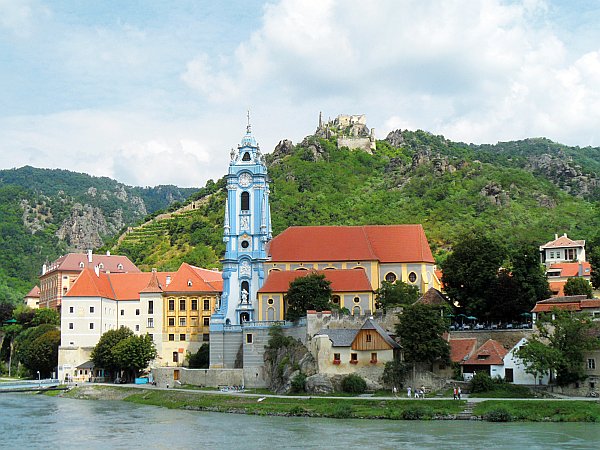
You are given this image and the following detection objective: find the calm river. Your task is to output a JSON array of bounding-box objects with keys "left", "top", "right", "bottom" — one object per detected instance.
[{"left": 1, "top": 394, "right": 599, "bottom": 449}]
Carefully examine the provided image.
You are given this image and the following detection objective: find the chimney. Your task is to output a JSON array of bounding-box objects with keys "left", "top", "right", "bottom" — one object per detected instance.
[
  {"left": 578, "top": 262, "right": 584, "bottom": 276},
  {"left": 42, "top": 264, "right": 47, "bottom": 275},
  {"left": 166, "top": 276, "right": 171, "bottom": 285},
  {"left": 106, "top": 250, "right": 111, "bottom": 256},
  {"left": 87, "top": 250, "right": 93, "bottom": 263},
  {"left": 563, "top": 233, "right": 567, "bottom": 237},
  {"left": 555, "top": 234, "right": 558, "bottom": 240},
  {"left": 152, "top": 268, "right": 157, "bottom": 273},
  {"left": 94, "top": 265, "right": 100, "bottom": 277}
]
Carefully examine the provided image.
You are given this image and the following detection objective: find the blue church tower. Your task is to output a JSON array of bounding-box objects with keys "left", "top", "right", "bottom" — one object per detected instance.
[{"left": 210, "top": 119, "right": 272, "bottom": 347}]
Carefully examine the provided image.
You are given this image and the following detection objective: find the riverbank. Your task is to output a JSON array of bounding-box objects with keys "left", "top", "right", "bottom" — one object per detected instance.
[{"left": 56, "top": 385, "right": 600, "bottom": 422}]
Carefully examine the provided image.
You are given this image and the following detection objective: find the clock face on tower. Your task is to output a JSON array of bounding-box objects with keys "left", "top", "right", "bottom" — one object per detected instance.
[{"left": 239, "top": 173, "right": 252, "bottom": 187}]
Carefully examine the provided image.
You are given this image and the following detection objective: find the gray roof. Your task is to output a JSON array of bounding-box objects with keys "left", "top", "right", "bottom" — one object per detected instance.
[
  {"left": 76, "top": 360, "right": 94, "bottom": 369},
  {"left": 317, "top": 318, "right": 400, "bottom": 349}
]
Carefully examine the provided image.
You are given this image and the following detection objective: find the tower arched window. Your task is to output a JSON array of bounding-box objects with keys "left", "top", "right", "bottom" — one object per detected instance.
[
  {"left": 241, "top": 192, "right": 250, "bottom": 211},
  {"left": 242, "top": 152, "right": 251, "bottom": 161}
]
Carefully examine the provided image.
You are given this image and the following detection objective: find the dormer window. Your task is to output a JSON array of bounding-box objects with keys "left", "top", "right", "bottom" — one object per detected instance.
[
  {"left": 117, "top": 264, "right": 123, "bottom": 270},
  {"left": 98, "top": 263, "right": 104, "bottom": 269},
  {"left": 188, "top": 280, "right": 193, "bottom": 287},
  {"left": 79, "top": 262, "right": 85, "bottom": 268}
]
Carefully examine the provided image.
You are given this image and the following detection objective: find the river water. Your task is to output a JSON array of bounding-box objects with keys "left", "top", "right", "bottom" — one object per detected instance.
[{"left": 1, "top": 394, "right": 599, "bottom": 449}]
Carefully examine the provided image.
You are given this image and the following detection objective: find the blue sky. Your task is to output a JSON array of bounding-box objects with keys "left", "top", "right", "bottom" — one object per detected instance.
[{"left": 1, "top": 0, "right": 599, "bottom": 187}]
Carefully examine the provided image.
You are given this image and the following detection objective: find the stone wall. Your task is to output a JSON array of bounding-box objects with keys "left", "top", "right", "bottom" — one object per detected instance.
[
  {"left": 306, "top": 309, "right": 401, "bottom": 338},
  {"left": 152, "top": 367, "right": 244, "bottom": 388}
]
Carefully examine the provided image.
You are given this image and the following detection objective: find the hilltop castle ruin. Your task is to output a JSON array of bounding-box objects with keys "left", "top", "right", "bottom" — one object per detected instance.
[{"left": 315, "top": 113, "right": 376, "bottom": 153}]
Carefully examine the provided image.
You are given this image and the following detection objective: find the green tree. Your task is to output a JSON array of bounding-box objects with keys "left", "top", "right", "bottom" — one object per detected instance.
[
  {"left": 375, "top": 280, "right": 420, "bottom": 310},
  {"left": 509, "top": 243, "right": 552, "bottom": 308},
  {"left": 395, "top": 303, "right": 450, "bottom": 370},
  {"left": 285, "top": 273, "right": 332, "bottom": 321},
  {"left": 590, "top": 247, "right": 600, "bottom": 289},
  {"left": 518, "top": 310, "right": 600, "bottom": 385},
  {"left": 515, "top": 339, "right": 560, "bottom": 385},
  {"left": 187, "top": 344, "right": 210, "bottom": 369},
  {"left": 31, "top": 308, "right": 60, "bottom": 326},
  {"left": 563, "top": 277, "right": 593, "bottom": 298},
  {"left": 441, "top": 235, "right": 506, "bottom": 320},
  {"left": 22, "top": 329, "right": 60, "bottom": 378},
  {"left": 381, "top": 359, "right": 410, "bottom": 389},
  {"left": 0, "top": 301, "right": 14, "bottom": 323},
  {"left": 91, "top": 327, "right": 135, "bottom": 374},
  {"left": 111, "top": 334, "right": 157, "bottom": 380}
]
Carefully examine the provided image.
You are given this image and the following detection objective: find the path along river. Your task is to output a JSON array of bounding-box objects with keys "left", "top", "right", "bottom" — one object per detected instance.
[{"left": 1, "top": 393, "right": 599, "bottom": 449}]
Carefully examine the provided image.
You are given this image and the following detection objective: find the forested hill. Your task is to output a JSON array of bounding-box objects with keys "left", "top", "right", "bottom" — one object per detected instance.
[
  {"left": 108, "top": 129, "right": 600, "bottom": 273},
  {"left": 0, "top": 166, "right": 197, "bottom": 302}
]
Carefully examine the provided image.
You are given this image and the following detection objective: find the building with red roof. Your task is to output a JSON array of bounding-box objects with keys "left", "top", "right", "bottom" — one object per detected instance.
[
  {"left": 39, "top": 250, "right": 139, "bottom": 311},
  {"left": 462, "top": 339, "right": 509, "bottom": 377},
  {"left": 540, "top": 233, "right": 586, "bottom": 267},
  {"left": 58, "top": 263, "right": 222, "bottom": 383}
]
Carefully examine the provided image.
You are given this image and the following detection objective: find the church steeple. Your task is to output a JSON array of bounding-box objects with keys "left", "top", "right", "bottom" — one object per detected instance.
[{"left": 211, "top": 119, "right": 272, "bottom": 331}]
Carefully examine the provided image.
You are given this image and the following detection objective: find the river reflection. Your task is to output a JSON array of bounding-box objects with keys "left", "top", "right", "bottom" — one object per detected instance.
[{"left": 1, "top": 394, "right": 598, "bottom": 449}]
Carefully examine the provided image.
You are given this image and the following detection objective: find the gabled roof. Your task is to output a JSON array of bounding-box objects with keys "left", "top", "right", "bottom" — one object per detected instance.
[
  {"left": 317, "top": 318, "right": 400, "bottom": 349},
  {"left": 415, "top": 287, "right": 449, "bottom": 306},
  {"left": 359, "top": 318, "right": 400, "bottom": 349},
  {"left": 25, "top": 286, "right": 40, "bottom": 298},
  {"left": 258, "top": 268, "right": 373, "bottom": 294},
  {"left": 163, "top": 263, "right": 223, "bottom": 293},
  {"left": 449, "top": 338, "right": 477, "bottom": 363},
  {"left": 547, "top": 262, "right": 592, "bottom": 278},
  {"left": 267, "top": 225, "right": 435, "bottom": 263},
  {"left": 540, "top": 234, "right": 585, "bottom": 249},
  {"left": 43, "top": 253, "right": 139, "bottom": 275},
  {"left": 139, "top": 270, "right": 164, "bottom": 294},
  {"left": 65, "top": 269, "right": 116, "bottom": 299},
  {"left": 462, "top": 339, "right": 508, "bottom": 366}
]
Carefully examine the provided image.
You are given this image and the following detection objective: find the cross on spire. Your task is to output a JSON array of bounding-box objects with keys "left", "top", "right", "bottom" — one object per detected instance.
[{"left": 246, "top": 110, "right": 252, "bottom": 134}]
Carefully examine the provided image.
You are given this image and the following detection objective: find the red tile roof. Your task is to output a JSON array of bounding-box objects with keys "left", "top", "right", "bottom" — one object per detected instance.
[
  {"left": 43, "top": 253, "right": 139, "bottom": 274},
  {"left": 532, "top": 296, "right": 600, "bottom": 313},
  {"left": 25, "top": 286, "right": 40, "bottom": 298},
  {"left": 548, "top": 262, "right": 592, "bottom": 277},
  {"left": 549, "top": 281, "right": 566, "bottom": 297},
  {"left": 541, "top": 234, "right": 585, "bottom": 249},
  {"left": 532, "top": 302, "right": 581, "bottom": 313},
  {"left": 463, "top": 339, "right": 508, "bottom": 366},
  {"left": 449, "top": 338, "right": 477, "bottom": 363},
  {"left": 163, "top": 263, "right": 223, "bottom": 293},
  {"left": 267, "top": 225, "right": 435, "bottom": 263},
  {"left": 66, "top": 269, "right": 116, "bottom": 299},
  {"left": 258, "top": 269, "right": 373, "bottom": 293}
]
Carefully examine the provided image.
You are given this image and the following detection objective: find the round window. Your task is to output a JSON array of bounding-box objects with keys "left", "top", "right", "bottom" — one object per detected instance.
[
  {"left": 267, "top": 298, "right": 274, "bottom": 305},
  {"left": 408, "top": 272, "right": 417, "bottom": 283},
  {"left": 332, "top": 296, "right": 340, "bottom": 304},
  {"left": 241, "top": 240, "right": 250, "bottom": 249},
  {"left": 385, "top": 272, "right": 397, "bottom": 283},
  {"left": 353, "top": 297, "right": 360, "bottom": 304}
]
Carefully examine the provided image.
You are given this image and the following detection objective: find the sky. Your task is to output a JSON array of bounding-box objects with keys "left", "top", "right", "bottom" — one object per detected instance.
[{"left": 1, "top": 0, "right": 599, "bottom": 188}]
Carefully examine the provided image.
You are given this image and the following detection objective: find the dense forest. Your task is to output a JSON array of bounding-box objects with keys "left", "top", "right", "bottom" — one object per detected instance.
[{"left": 107, "top": 129, "right": 600, "bottom": 272}]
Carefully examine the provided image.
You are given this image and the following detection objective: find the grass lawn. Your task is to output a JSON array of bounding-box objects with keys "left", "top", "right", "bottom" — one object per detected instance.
[
  {"left": 474, "top": 400, "right": 600, "bottom": 422},
  {"left": 469, "top": 384, "right": 535, "bottom": 399}
]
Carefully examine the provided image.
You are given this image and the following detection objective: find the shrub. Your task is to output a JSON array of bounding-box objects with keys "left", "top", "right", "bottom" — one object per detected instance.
[
  {"left": 341, "top": 374, "right": 367, "bottom": 394},
  {"left": 289, "top": 405, "right": 306, "bottom": 416},
  {"left": 290, "top": 373, "right": 307, "bottom": 393},
  {"left": 470, "top": 372, "right": 495, "bottom": 393},
  {"left": 331, "top": 404, "right": 353, "bottom": 419},
  {"left": 401, "top": 406, "right": 430, "bottom": 420},
  {"left": 484, "top": 408, "right": 513, "bottom": 422}
]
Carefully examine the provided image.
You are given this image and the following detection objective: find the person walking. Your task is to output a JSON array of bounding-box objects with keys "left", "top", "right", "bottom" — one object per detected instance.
[
  {"left": 407, "top": 386, "right": 412, "bottom": 398},
  {"left": 453, "top": 386, "right": 458, "bottom": 400},
  {"left": 458, "top": 386, "right": 462, "bottom": 400},
  {"left": 393, "top": 386, "right": 398, "bottom": 398}
]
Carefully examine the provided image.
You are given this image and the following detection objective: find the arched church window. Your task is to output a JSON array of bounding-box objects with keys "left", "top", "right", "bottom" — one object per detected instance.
[
  {"left": 242, "top": 152, "right": 251, "bottom": 161},
  {"left": 241, "top": 191, "right": 250, "bottom": 211},
  {"left": 241, "top": 281, "right": 249, "bottom": 304}
]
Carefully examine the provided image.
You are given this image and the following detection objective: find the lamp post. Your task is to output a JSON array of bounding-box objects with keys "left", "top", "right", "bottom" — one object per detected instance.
[{"left": 37, "top": 370, "right": 41, "bottom": 387}]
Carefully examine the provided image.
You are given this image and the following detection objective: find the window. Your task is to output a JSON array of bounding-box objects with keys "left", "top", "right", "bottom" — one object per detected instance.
[
  {"left": 168, "top": 317, "right": 175, "bottom": 327},
  {"left": 350, "top": 353, "right": 358, "bottom": 364},
  {"left": 89, "top": 323, "right": 94, "bottom": 330},
  {"left": 370, "top": 352, "right": 378, "bottom": 363},
  {"left": 588, "top": 359, "right": 596, "bottom": 370},
  {"left": 173, "top": 352, "right": 178, "bottom": 363},
  {"left": 408, "top": 272, "right": 417, "bottom": 283},
  {"left": 168, "top": 334, "right": 174, "bottom": 341},
  {"left": 203, "top": 299, "right": 210, "bottom": 311},
  {"left": 241, "top": 240, "right": 250, "bottom": 249},
  {"left": 120, "top": 309, "right": 124, "bottom": 316},
  {"left": 180, "top": 334, "right": 186, "bottom": 341},
  {"left": 179, "top": 317, "right": 186, "bottom": 327},
  {"left": 135, "top": 309, "right": 140, "bottom": 316},
  {"left": 203, "top": 333, "right": 210, "bottom": 342},
  {"left": 246, "top": 334, "right": 253, "bottom": 344},
  {"left": 148, "top": 301, "right": 154, "bottom": 314},
  {"left": 191, "top": 299, "right": 198, "bottom": 311},
  {"left": 148, "top": 334, "right": 153, "bottom": 340},
  {"left": 187, "top": 280, "right": 192, "bottom": 287},
  {"left": 353, "top": 297, "right": 360, "bottom": 303},
  {"left": 98, "top": 263, "right": 104, "bottom": 269},
  {"left": 147, "top": 318, "right": 154, "bottom": 328},
  {"left": 366, "top": 333, "right": 372, "bottom": 343},
  {"left": 267, "top": 298, "right": 274, "bottom": 305},
  {"left": 241, "top": 191, "right": 250, "bottom": 211},
  {"left": 203, "top": 317, "right": 210, "bottom": 326},
  {"left": 79, "top": 262, "right": 85, "bottom": 268},
  {"left": 242, "top": 152, "right": 251, "bottom": 161},
  {"left": 69, "top": 307, "right": 74, "bottom": 313},
  {"left": 385, "top": 272, "right": 397, "bottom": 283},
  {"left": 332, "top": 295, "right": 340, "bottom": 305},
  {"left": 90, "top": 306, "right": 94, "bottom": 313},
  {"left": 191, "top": 317, "right": 198, "bottom": 326},
  {"left": 168, "top": 299, "right": 175, "bottom": 311},
  {"left": 117, "top": 264, "right": 123, "bottom": 270},
  {"left": 179, "top": 299, "right": 186, "bottom": 310},
  {"left": 69, "top": 323, "right": 73, "bottom": 330},
  {"left": 333, "top": 353, "right": 341, "bottom": 364},
  {"left": 566, "top": 248, "right": 576, "bottom": 260},
  {"left": 135, "top": 325, "right": 139, "bottom": 331}
]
